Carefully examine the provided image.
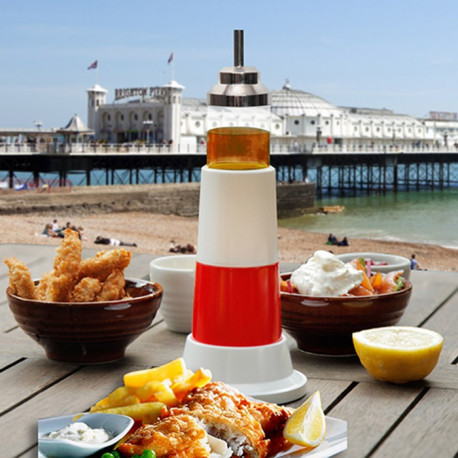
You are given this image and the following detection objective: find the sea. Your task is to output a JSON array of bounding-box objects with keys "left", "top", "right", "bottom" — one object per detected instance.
[{"left": 279, "top": 188, "right": 458, "bottom": 249}]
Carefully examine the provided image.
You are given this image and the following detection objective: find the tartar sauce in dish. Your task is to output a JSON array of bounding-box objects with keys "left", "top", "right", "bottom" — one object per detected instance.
[{"left": 44, "top": 421, "right": 111, "bottom": 444}]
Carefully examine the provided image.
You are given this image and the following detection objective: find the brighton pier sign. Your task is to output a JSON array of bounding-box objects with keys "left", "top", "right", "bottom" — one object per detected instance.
[{"left": 114, "top": 86, "right": 168, "bottom": 101}]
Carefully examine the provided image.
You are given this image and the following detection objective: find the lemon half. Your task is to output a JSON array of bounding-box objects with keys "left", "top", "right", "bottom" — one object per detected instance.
[
  {"left": 283, "top": 391, "right": 326, "bottom": 448},
  {"left": 353, "top": 326, "right": 443, "bottom": 384}
]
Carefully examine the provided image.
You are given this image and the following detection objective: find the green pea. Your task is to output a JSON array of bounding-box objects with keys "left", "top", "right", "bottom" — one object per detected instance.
[
  {"left": 101, "top": 453, "right": 114, "bottom": 458},
  {"left": 112, "top": 452, "right": 121, "bottom": 458},
  {"left": 142, "top": 450, "right": 156, "bottom": 458}
]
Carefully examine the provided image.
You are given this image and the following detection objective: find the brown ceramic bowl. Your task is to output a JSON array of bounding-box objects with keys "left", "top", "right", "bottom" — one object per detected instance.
[
  {"left": 7, "top": 278, "right": 163, "bottom": 363},
  {"left": 280, "top": 273, "right": 412, "bottom": 356}
]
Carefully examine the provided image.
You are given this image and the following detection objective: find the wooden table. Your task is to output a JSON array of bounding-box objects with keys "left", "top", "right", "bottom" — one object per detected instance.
[{"left": 1, "top": 243, "right": 457, "bottom": 458}]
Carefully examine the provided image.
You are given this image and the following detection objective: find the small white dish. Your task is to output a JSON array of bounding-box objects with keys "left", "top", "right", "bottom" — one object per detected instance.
[
  {"left": 149, "top": 254, "right": 196, "bottom": 333},
  {"left": 337, "top": 251, "right": 411, "bottom": 279},
  {"left": 38, "top": 412, "right": 134, "bottom": 458}
]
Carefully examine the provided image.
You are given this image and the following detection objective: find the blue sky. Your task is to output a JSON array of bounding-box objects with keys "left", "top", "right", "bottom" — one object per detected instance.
[{"left": 2, "top": 0, "right": 458, "bottom": 128}]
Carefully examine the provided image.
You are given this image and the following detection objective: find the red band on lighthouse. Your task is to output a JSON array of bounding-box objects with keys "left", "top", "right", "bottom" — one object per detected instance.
[{"left": 193, "top": 261, "right": 281, "bottom": 346}]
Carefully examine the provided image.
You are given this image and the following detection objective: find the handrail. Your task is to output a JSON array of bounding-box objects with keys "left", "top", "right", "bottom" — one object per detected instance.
[{"left": 0, "top": 142, "right": 458, "bottom": 155}]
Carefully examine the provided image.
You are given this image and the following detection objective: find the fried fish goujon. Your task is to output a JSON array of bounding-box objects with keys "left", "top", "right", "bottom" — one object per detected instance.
[
  {"left": 4, "top": 229, "right": 132, "bottom": 303},
  {"left": 4, "top": 257, "right": 36, "bottom": 300}
]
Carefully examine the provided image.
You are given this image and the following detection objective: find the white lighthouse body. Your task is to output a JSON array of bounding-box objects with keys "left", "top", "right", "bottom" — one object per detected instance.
[{"left": 197, "top": 166, "right": 277, "bottom": 267}]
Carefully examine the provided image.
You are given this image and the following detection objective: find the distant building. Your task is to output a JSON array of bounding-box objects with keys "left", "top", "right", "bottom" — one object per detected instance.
[
  {"left": 86, "top": 79, "right": 458, "bottom": 151},
  {"left": 87, "top": 81, "right": 184, "bottom": 146}
]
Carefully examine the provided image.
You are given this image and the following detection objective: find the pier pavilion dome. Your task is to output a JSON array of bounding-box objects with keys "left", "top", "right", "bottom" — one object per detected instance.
[{"left": 271, "top": 80, "right": 341, "bottom": 118}]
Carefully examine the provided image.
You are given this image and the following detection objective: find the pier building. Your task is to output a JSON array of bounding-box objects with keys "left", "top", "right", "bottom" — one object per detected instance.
[{"left": 85, "top": 79, "right": 458, "bottom": 152}]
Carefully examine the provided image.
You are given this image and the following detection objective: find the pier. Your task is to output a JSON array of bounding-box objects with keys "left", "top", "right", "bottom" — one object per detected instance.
[{"left": 0, "top": 150, "right": 457, "bottom": 196}]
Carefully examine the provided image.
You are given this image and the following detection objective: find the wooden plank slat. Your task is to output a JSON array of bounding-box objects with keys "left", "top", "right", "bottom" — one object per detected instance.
[
  {"left": 420, "top": 286, "right": 458, "bottom": 364},
  {"left": 326, "top": 381, "right": 423, "bottom": 458},
  {"left": 0, "top": 304, "right": 17, "bottom": 332},
  {"left": 0, "top": 352, "right": 23, "bottom": 371},
  {"left": 373, "top": 387, "right": 458, "bottom": 458},
  {"left": 399, "top": 270, "right": 458, "bottom": 327},
  {"left": 0, "top": 358, "right": 79, "bottom": 414},
  {"left": 0, "top": 327, "right": 53, "bottom": 359}
]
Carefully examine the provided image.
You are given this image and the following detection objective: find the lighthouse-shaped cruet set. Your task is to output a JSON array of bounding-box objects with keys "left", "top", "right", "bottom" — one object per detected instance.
[{"left": 183, "top": 30, "right": 307, "bottom": 403}]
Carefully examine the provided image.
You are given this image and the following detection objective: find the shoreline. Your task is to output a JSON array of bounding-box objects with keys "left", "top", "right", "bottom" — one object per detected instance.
[{"left": 0, "top": 210, "right": 456, "bottom": 273}]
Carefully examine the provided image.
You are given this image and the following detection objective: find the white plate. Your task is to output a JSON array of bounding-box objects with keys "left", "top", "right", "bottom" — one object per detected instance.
[
  {"left": 39, "top": 415, "right": 346, "bottom": 458},
  {"left": 275, "top": 416, "right": 347, "bottom": 457}
]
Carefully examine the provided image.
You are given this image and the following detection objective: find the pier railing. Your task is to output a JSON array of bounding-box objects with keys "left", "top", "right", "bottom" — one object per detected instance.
[{"left": 1, "top": 142, "right": 458, "bottom": 155}]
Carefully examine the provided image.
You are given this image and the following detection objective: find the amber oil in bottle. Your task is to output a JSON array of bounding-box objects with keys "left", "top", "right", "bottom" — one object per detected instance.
[{"left": 207, "top": 126, "right": 270, "bottom": 170}]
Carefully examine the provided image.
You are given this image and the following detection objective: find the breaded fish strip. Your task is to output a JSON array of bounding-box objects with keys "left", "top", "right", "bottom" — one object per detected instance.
[
  {"left": 118, "top": 414, "right": 212, "bottom": 457},
  {"left": 78, "top": 248, "right": 131, "bottom": 282},
  {"left": 43, "top": 228, "right": 82, "bottom": 302},
  {"left": 95, "top": 269, "right": 125, "bottom": 301},
  {"left": 53, "top": 228, "right": 82, "bottom": 277},
  {"left": 4, "top": 257, "right": 36, "bottom": 299},
  {"left": 69, "top": 277, "right": 102, "bottom": 302},
  {"left": 35, "top": 271, "right": 53, "bottom": 301}
]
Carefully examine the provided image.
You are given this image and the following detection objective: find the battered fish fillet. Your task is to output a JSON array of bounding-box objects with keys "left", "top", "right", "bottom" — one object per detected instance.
[
  {"left": 246, "top": 401, "right": 293, "bottom": 456},
  {"left": 35, "top": 272, "right": 53, "bottom": 301},
  {"left": 39, "top": 228, "right": 83, "bottom": 302},
  {"left": 95, "top": 269, "right": 125, "bottom": 301},
  {"left": 53, "top": 228, "right": 82, "bottom": 277},
  {"left": 78, "top": 248, "right": 131, "bottom": 282},
  {"left": 68, "top": 277, "right": 102, "bottom": 302},
  {"left": 172, "top": 382, "right": 277, "bottom": 458},
  {"left": 118, "top": 414, "right": 213, "bottom": 457},
  {"left": 4, "top": 257, "right": 36, "bottom": 299}
]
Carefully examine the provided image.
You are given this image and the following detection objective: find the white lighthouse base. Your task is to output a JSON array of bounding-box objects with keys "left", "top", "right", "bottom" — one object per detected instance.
[{"left": 183, "top": 334, "right": 307, "bottom": 404}]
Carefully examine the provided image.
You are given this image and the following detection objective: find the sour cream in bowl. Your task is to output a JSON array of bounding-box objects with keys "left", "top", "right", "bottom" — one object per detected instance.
[{"left": 38, "top": 413, "right": 134, "bottom": 458}]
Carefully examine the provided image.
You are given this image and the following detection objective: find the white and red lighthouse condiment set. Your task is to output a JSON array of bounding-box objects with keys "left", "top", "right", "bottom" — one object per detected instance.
[{"left": 183, "top": 30, "right": 307, "bottom": 403}]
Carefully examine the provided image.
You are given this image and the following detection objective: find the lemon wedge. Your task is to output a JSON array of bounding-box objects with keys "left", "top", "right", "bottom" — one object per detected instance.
[
  {"left": 283, "top": 391, "right": 326, "bottom": 448},
  {"left": 353, "top": 326, "right": 443, "bottom": 384}
]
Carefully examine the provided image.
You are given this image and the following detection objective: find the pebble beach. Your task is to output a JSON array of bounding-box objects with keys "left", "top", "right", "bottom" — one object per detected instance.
[{"left": 1, "top": 210, "right": 456, "bottom": 272}]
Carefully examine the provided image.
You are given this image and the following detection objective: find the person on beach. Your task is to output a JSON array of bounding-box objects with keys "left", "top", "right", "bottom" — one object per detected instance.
[
  {"left": 410, "top": 254, "right": 420, "bottom": 270},
  {"left": 95, "top": 235, "right": 137, "bottom": 247},
  {"left": 169, "top": 240, "right": 196, "bottom": 254},
  {"left": 51, "top": 219, "right": 61, "bottom": 232},
  {"left": 338, "top": 236, "right": 349, "bottom": 246},
  {"left": 42, "top": 223, "right": 58, "bottom": 237},
  {"left": 327, "top": 234, "right": 338, "bottom": 245}
]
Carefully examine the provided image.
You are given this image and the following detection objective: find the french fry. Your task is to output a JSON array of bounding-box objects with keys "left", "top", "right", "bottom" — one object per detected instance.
[
  {"left": 93, "top": 397, "right": 110, "bottom": 408},
  {"left": 94, "top": 401, "right": 164, "bottom": 424},
  {"left": 89, "top": 386, "right": 139, "bottom": 412},
  {"left": 153, "top": 383, "right": 178, "bottom": 406},
  {"left": 123, "top": 357, "right": 187, "bottom": 388},
  {"left": 171, "top": 368, "right": 212, "bottom": 402},
  {"left": 136, "top": 380, "right": 178, "bottom": 406},
  {"left": 107, "top": 386, "right": 137, "bottom": 403},
  {"left": 171, "top": 368, "right": 194, "bottom": 384},
  {"left": 135, "top": 380, "right": 166, "bottom": 401}
]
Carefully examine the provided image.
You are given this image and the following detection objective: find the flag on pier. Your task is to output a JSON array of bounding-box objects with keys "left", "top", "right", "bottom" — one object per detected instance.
[
  {"left": 87, "top": 60, "right": 98, "bottom": 70},
  {"left": 167, "top": 52, "right": 174, "bottom": 64}
]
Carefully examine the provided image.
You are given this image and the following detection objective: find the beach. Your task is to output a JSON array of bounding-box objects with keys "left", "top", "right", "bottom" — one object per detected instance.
[{"left": 1, "top": 211, "right": 456, "bottom": 272}]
